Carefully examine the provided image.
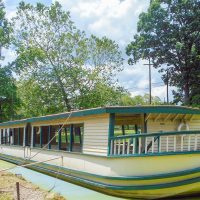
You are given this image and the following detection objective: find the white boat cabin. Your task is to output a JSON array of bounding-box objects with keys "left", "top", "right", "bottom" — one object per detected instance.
[{"left": 0, "top": 106, "right": 200, "bottom": 157}]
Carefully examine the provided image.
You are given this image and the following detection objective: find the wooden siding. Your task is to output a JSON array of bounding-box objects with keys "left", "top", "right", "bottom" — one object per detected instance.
[
  {"left": 146, "top": 116, "right": 200, "bottom": 153},
  {"left": 147, "top": 120, "right": 179, "bottom": 133},
  {"left": 82, "top": 115, "right": 109, "bottom": 156}
]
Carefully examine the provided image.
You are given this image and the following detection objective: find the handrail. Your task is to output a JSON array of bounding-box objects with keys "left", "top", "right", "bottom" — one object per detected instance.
[{"left": 110, "top": 130, "right": 200, "bottom": 140}]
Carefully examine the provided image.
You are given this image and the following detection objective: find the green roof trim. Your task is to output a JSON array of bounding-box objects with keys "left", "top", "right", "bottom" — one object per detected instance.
[{"left": 1, "top": 105, "right": 200, "bottom": 127}]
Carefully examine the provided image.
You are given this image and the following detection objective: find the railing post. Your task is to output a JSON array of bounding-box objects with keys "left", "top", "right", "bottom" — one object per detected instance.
[
  {"left": 48, "top": 126, "right": 51, "bottom": 149},
  {"left": 122, "top": 139, "right": 125, "bottom": 154},
  {"left": 114, "top": 139, "right": 116, "bottom": 155},
  {"left": 40, "top": 126, "right": 42, "bottom": 148},
  {"left": 58, "top": 125, "right": 62, "bottom": 150},
  {"left": 127, "top": 139, "right": 130, "bottom": 154},
  {"left": 145, "top": 137, "right": 148, "bottom": 154},
  {"left": 173, "top": 135, "right": 176, "bottom": 152},
  {"left": 23, "top": 127, "right": 26, "bottom": 147},
  {"left": 158, "top": 136, "right": 161, "bottom": 153},
  {"left": 138, "top": 137, "right": 141, "bottom": 154},
  {"left": 181, "top": 135, "right": 184, "bottom": 151},
  {"left": 117, "top": 139, "right": 120, "bottom": 155},
  {"left": 8, "top": 128, "right": 10, "bottom": 145},
  {"left": 69, "top": 124, "right": 73, "bottom": 152},
  {"left": 152, "top": 137, "right": 155, "bottom": 153},
  {"left": 18, "top": 128, "right": 20, "bottom": 146},
  {"left": 188, "top": 135, "right": 191, "bottom": 151},
  {"left": 31, "top": 126, "right": 34, "bottom": 148}
]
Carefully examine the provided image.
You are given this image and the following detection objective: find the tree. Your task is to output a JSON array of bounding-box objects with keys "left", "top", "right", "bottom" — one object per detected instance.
[
  {"left": 126, "top": 0, "right": 200, "bottom": 105},
  {"left": 0, "top": 1, "right": 19, "bottom": 122},
  {"left": 12, "top": 1, "right": 123, "bottom": 114},
  {"left": 0, "top": 0, "right": 10, "bottom": 57},
  {"left": 17, "top": 78, "right": 64, "bottom": 117},
  {"left": 0, "top": 67, "right": 19, "bottom": 122},
  {"left": 119, "top": 93, "right": 162, "bottom": 106}
]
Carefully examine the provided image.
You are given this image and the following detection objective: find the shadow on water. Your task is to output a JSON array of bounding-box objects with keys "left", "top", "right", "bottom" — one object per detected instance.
[{"left": 0, "top": 160, "right": 199, "bottom": 200}]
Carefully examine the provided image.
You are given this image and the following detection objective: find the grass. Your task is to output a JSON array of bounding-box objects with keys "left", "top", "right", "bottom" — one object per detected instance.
[{"left": 0, "top": 171, "right": 66, "bottom": 200}]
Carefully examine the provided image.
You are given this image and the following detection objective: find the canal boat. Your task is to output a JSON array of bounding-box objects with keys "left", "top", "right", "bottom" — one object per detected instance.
[{"left": 0, "top": 106, "right": 200, "bottom": 199}]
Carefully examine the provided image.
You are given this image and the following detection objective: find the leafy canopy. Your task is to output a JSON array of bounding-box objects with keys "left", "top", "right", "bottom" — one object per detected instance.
[
  {"left": 12, "top": 1, "right": 123, "bottom": 115},
  {"left": 0, "top": 0, "right": 19, "bottom": 122},
  {"left": 126, "top": 0, "right": 200, "bottom": 105}
]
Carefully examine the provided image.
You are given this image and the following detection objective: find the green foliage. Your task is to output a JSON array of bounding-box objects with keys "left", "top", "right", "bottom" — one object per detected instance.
[
  {"left": 0, "top": 1, "right": 19, "bottom": 122},
  {"left": 0, "top": 0, "right": 11, "bottom": 56},
  {"left": 119, "top": 93, "right": 162, "bottom": 106},
  {"left": 0, "top": 67, "right": 20, "bottom": 122},
  {"left": 11, "top": 1, "right": 123, "bottom": 116},
  {"left": 17, "top": 78, "right": 64, "bottom": 117},
  {"left": 126, "top": 0, "right": 200, "bottom": 105}
]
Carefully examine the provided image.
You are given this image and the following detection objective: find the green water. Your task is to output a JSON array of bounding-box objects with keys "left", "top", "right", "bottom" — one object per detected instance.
[{"left": 0, "top": 160, "right": 122, "bottom": 200}]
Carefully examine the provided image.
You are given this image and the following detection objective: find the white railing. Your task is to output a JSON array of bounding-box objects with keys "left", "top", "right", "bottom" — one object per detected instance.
[{"left": 109, "top": 131, "right": 200, "bottom": 156}]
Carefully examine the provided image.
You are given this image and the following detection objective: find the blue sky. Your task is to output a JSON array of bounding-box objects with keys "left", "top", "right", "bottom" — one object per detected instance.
[{"left": 3, "top": 0, "right": 174, "bottom": 102}]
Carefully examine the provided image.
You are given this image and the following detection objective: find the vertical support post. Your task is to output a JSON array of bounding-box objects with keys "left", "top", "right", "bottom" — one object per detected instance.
[
  {"left": 48, "top": 126, "right": 51, "bottom": 149},
  {"left": 33, "top": 127, "right": 35, "bottom": 147},
  {"left": 58, "top": 126, "right": 61, "bottom": 150},
  {"left": 134, "top": 124, "right": 138, "bottom": 153},
  {"left": 108, "top": 113, "right": 115, "bottom": 156},
  {"left": 69, "top": 124, "right": 73, "bottom": 152},
  {"left": 16, "top": 182, "right": 20, "bottom": 200},
  {"left": 4, "top": 129, "right": 7, "bottom": 144},
  {"left": 18, "top": 128, "right": 20, "bottom": 146},
  {"left": 135, "top": 125, "right": 138, "bottom": 134},
  {"left": 158, "top": 136, "right": 160, "bottom": 153},
  {"left": 13, "top": 128, "right": 15, "bottom": 145},
  {"left": 31, "top": 126, "right": 34, "bottom": 148},
  {"left": 40, "top": 126, "right": 42, "bottom": 148},
  {"left": 23, "top": 127, "right": 26, "bottom": 147},
  {"left": 65, "top": 127, "right": 68, "bottom": 151},
  {"left": 4, "top": 128, "right": 7, "bottom": 144},
  {"left": 8, "top": 128, "right": 10, "bottom": 145},
  {"left": 166, "top": 136, "right": 169, "bottom": 152},
  {"left": 10, "top": 128, "right": 13, "bottom": 145},
  {"left": 141, "top": 113, "right": 148, "bottom": 153},
  {"left": 144, "top": 114, "right": 147, "bottom": 133},
  {"left": 122, "top": 125, "right": 125, "bottom": 135}
]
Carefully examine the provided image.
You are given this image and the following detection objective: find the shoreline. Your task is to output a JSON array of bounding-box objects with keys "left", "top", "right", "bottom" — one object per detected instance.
[{"left": 0, "top": 160, "right": 65, "bottom": 200}]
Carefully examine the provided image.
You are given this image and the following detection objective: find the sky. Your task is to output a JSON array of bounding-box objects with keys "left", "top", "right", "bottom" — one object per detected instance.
[{"left": 3, "top": 0, "right": 174, "bottom": 102}]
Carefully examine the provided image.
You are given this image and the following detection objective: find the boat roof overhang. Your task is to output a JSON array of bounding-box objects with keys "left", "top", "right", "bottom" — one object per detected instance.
[{"left": 1, "top": 105, "right": 200, "bottom": 127}]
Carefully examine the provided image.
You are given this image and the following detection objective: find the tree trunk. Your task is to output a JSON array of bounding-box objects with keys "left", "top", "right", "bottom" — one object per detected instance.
[
  {"left": 184, "top": 83, "right": 190, "bottom": 105},
  {"left": 52, "top": 67, "right": 71, "bottom": 111}
]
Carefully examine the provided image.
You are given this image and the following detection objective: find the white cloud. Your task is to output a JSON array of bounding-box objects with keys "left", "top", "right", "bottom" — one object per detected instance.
[
  {"left": 56, "top": 0, "right": 148, "bottom": 45},
  {"left": 56, "top": 0, "right": 175, "bottom": 101}
]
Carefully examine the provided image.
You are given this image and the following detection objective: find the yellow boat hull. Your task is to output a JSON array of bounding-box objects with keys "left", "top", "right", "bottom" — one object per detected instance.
[{"left": 0, "top": 151, "right": 200, "bottom": 199}]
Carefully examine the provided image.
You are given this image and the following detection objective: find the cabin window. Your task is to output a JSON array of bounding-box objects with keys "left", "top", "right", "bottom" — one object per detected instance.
[
  {"left": 25, "top": 123, "right": 32, "bottom": 146},
  {"left": 2, "top": 129, "right": 9, "bottom": 144},
  {"left": 31, "top": 124, "right": 84, "bottom": 152},
  {"left": 60, "top": 126, "right": 70, "bottom": 150},
  {"left": 71, "top": 123, "right": 84, "bottom": 153},
  {"left": 34, "top": 127, "right": 41, "bottom": 147}
]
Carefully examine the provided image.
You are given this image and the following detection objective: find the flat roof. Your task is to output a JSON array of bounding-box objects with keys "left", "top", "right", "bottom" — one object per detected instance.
[{"left": 0, "top": 105, "right": 200, "bottom": 127}]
